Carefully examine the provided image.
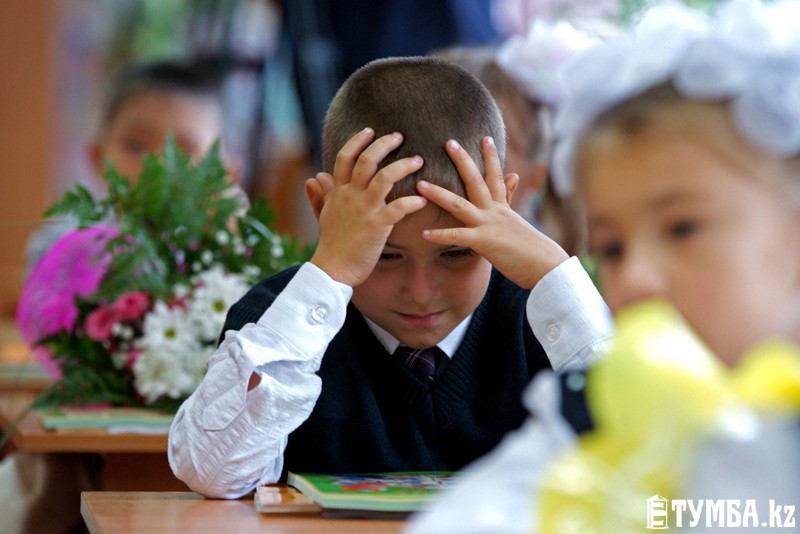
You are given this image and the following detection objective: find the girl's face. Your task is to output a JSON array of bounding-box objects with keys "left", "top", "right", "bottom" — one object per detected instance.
[{"left": 580, "top": 121, "right": 800, "bottom": 365}]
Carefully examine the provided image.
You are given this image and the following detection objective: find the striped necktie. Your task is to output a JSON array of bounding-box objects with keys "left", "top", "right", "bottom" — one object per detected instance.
[{"left": 394, "top": 345, "right": 446, "bottom": 385}]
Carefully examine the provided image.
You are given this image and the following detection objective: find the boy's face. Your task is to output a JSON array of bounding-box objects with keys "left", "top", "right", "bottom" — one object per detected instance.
[
  {"left": 581, "top": 124, "right": 800, "bottom": 365},
  {"left": 351, "top": 203, "right": 492, "bottom": 349},
  {"left": 92, "top": 92, "right": 222, "bottom": 181}
]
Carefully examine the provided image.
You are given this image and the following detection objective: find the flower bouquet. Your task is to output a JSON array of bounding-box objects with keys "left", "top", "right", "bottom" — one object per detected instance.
[{"left": 16, "top": 137, "right": 310, "bottom": 412}]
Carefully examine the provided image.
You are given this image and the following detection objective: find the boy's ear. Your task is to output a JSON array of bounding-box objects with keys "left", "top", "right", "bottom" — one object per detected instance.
[
  {"left": 221, "top": 150, "right": 243, "bottom": 184},
  {"left": 87, "top": 140, "right": 105, "bottom": 177},
  {"left": 504, "top": 173, "right": 520, "bottom": 204},
  {"left": 305, "top": 177, "right": 326, "bottom": 220}
]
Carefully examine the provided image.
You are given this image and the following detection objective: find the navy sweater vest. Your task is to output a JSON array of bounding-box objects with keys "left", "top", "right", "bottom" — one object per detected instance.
[{"left": 222, "top": 265, "right": 552, "bottom": 478}]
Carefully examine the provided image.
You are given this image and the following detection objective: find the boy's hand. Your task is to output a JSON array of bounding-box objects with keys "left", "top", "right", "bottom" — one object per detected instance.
[
  {"left": 417, "top": 136, "right": 568, "bottom": 289},
  {"left": 309, "top": 128, "right": 427, "bottom": 287}
]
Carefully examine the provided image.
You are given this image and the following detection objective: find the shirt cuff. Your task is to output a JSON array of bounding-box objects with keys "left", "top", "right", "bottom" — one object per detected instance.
[
  {"left": 245, "top": 262, "right": 353, "bottom": 367},
  {"left": 527, "top": 256, "right": 613, "bottom": 372}
]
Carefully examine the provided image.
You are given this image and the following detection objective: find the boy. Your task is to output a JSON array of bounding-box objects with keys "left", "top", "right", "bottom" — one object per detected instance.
[
  {"left": 24, "top": 59, "right": 230, "bottom": 275},
  {"left": 5, "top": 58, "right": 230, "bottom": 534},
  {"left": 168, "top": 56, "right": 611, "bottom": 499}
]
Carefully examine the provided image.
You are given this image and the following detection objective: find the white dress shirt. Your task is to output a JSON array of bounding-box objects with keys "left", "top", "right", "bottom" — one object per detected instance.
[{"left": 168, "top": 257, "right": 612, "bottom": 498}]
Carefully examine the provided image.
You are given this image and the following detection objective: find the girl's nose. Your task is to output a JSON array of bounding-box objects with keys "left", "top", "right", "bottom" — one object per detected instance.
[{"left": 609, "top": 248, "right": 667, "bottom": 312}]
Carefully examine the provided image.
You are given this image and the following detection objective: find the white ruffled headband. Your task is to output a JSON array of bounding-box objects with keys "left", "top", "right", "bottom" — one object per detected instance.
[
  {"left": 551, "top": 0, "right": 800, "bottom": 197},
  {"left": 496, "top": 19, "right": 600, "bottom": 106}
]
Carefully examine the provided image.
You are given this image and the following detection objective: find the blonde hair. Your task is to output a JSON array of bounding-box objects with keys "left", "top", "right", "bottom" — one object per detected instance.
[{"left": 576, "top": 82, "right": 800, "bottom": 205}]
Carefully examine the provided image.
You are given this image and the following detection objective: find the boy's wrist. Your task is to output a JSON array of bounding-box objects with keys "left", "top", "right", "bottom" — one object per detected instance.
[{"left": 309, "top": 254, "right": 356, "bottom": 288}]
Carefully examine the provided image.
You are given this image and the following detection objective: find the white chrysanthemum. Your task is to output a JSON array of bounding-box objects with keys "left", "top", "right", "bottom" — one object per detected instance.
[
  {"left": 133, "top": 344, "right": 206, "bottom": 403},
  {"left": 188, "top": 267, "right": 250, "bottom": 342},
  {"left": 138, "top": 301, "right": 196, "bottom": 351},
  {"left": 133, "top": 299, "right": 218, "bottom": 402}
]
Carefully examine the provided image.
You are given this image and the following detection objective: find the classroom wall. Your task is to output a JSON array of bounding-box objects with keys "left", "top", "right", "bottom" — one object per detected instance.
[{"left": 0, "top": 1, "right": 55, "bottom": 317}]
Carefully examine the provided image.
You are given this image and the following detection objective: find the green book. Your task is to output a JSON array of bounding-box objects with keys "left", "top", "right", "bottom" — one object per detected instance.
[
  {"left": 40, "top": 407, "right": 174, "bottom": 432},
  {"left": 286, "top": 471, "right": 457, "bottom": 515}
]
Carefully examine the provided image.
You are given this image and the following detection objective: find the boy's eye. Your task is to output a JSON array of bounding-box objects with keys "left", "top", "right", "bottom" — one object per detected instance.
[
  {"left": 441, "top": 248, "right": 474, "bottom": 261},
  {"left": 379, "top": 252, "right": 401, "bottom": 262},
  {"left": 123, "top": 137, "right": 151, "bottom": 156}
]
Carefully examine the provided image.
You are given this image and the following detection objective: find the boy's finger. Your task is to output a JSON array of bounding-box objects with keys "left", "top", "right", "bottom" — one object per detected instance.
[
  {"left": 445, "top": 139, "right": 492, "bottom": 207},
  {"left": 482, "top": 136, "right": 507, "bottom": 203},
  {"left": 351, "top": 132, "right": 405, "bottom": 189},
  {"left": 333, "top": 128, "right": 376, "bottom": 186},
  {"left": 382, "top": 195, "right": 428, "bottom": 224},
  {"left": 315, "top": 172, "right": 335, "bottom": 196},
  {"left": 366, "top": 155, "right": 424, "bottom": 204},
  {"left": 416, "top": 180, "right": 480, "bottom": 226},
  {"left": 421, "top": 226, "right": 475, "bottom": 248}
]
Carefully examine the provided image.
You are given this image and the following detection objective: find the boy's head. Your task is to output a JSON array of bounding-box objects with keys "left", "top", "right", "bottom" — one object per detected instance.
[
  {"left": 320, "top": 56, "right": 506, "bottom": 348},
  {"left": 90, "top": 59, "right": 226, "bottom": 182},
  {"left": 322, "top": 56, "right": 506, "bottom": 200},
  {"left": 554, "top": 0, "right": 800, "bottom": 365}
]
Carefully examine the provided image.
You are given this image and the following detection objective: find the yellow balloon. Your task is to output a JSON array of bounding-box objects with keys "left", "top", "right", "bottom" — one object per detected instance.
[
  {"left": 587, "top": 299, "right": 733, "bottom": 442},
  {"left": 731, "top": 340, "right": 800, "bottom": 410},
  {"left": 538, "top": 299, "right": 781, "bottom": 533}
]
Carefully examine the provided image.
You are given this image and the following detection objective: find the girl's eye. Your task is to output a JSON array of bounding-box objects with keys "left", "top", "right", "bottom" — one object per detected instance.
[
  {"left": 669, "top": 220, "right": 698, "bottom": 238},
  {"left": 594, "top": 242, "right": 623, "bottom": 263},
  {"left": 442, "top": 248, "right": 474, "bottom": 261}
]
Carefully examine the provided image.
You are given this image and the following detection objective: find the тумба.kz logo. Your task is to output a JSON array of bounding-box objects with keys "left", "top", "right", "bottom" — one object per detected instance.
[{"left": 646, "top": 494, "right": 796, "bottom": 529}]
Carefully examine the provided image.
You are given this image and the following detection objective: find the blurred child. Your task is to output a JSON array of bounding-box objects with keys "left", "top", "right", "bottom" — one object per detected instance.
[
  {"left": 5, "top": 58, "right": 230, "bottom": 534},
  {"left": 24, "top": 59, "right": 229, "bottom": 275},
  {"left": 168, "top": 56, "right": 612, "bottom": 499},
  {"left": 434, "top": 19, "right": 597, "bottom": 256},
  {"left": 407, "top": 0, "right": 800, "bottom": 531}
]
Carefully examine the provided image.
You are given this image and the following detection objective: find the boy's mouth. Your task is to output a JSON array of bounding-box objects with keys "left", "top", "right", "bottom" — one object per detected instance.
[{"left": 397, "top": 311, "right": 443, "bottom": 329}]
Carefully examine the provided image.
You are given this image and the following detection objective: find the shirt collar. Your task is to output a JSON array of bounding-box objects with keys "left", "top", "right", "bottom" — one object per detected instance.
[{"left": 363, "top": 314, "right": 472, "bottom": 360}]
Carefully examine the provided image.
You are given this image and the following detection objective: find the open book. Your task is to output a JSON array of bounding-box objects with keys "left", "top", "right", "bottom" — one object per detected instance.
[{"left": 284, "top": 471, "right": 457, "bottom": 517}]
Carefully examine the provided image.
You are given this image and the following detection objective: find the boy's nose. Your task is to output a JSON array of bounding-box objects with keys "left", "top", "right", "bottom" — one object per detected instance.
[{"left": 404, "top": 264, "right": 440, "bottom": 304}]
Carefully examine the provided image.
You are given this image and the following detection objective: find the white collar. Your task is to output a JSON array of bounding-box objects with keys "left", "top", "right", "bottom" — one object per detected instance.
[{"left": 363, "top": 314, "right": 472, "bottom": 360}]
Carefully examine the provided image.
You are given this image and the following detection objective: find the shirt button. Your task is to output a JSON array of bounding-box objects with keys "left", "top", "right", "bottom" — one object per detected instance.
[
  {"left": 565, "top": 372, "right": 586, "bottom": 392},
  {"left": 545, "top": 324, "right": 561, "bottom": 343},
  {"left": 310, "top": 306, "right": 328, "bottom": 322}
]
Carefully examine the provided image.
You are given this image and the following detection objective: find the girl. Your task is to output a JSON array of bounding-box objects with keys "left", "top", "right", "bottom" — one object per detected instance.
[{"left": 407, "top": 0, "right": 800, "bottom": 531}]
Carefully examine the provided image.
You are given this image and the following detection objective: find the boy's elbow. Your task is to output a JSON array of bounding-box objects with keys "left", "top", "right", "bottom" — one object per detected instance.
[{"left": 169, "top": 442, "right": 255, "bottom": 499}]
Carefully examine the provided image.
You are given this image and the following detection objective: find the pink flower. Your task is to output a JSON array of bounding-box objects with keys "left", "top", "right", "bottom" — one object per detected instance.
[
  {"left": 85, "top": 307, "right": 117, "bottom": 341},
  {"left": 16, "top": 226, "right": 118, "bottom": 378},
  {"left": 113, "top": 292, "right": 150, "bottom": 320}
]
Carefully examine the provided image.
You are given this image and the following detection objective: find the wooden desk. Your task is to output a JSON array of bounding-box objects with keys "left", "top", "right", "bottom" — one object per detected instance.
[
  {"left": 0, "top": 394, "right": 186, "bottom": 490},
  {"left": 81, "top": 492, "right": 408, "bottom": 534}
]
